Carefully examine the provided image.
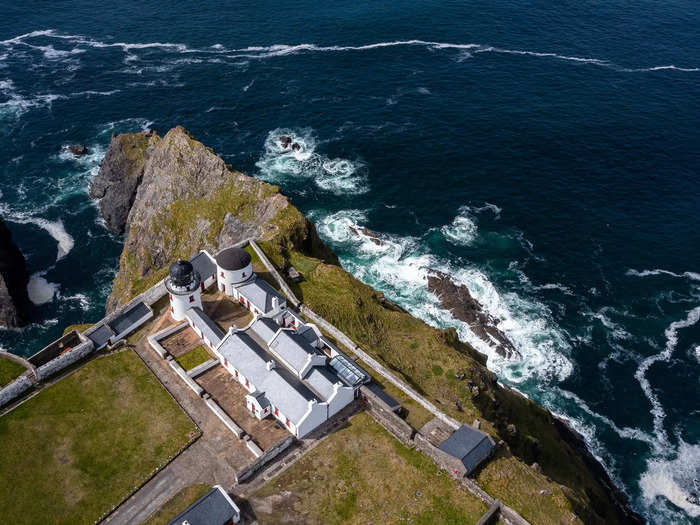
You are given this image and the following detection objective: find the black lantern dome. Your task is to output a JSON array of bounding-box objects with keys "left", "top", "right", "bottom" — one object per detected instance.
[{"left": 169, "top": 260, "right": 195, "bottom": 287}]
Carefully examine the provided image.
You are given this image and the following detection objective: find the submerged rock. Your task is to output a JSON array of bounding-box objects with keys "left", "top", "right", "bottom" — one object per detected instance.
[
  {"left": 0, "top": 219, "right": 31, "bottom": 328},
  {"left": 68, "top": 144, "right": 88, "bottom": 156},
  {"left": 278, "top": 135, "right": 292, "bottom": 148},
  {"left": 425, "top": 269, "right": 519, "bottom": 359}
]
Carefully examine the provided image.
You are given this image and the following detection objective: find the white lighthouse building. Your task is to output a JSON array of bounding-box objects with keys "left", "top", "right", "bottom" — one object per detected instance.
[
  {"left": 216, "top": 246, "right": 253, "bottom": 295},
  {"left": 166, "top": 260, "right": 202, "bottom": 321}
]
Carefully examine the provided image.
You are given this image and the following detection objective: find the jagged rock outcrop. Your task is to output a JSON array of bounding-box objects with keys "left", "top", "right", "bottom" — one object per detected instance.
[
  {"left": 426, "top": 269, "right": 519, "bottom": 359},
  {"left": 0, "top": 219, "right": 30, "bottom": 328},
  {"left": 89, "top": 130, "right": 160, "bottom": 234},
  {"left": 92, "top": 126, "right": 334, "bottom": 311}
]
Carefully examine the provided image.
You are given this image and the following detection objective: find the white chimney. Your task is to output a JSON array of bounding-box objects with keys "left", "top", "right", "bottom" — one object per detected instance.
[
  {"left": 272, "top": 297, "right": 279, "bottom": 311},
  {"left": 266, "top": 360, "right": 276, "bottom": 371}
]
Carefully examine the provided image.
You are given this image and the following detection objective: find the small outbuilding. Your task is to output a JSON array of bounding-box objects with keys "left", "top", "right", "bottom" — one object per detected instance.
[
  {"left": 167, "top": 485, "right": 240, "bottom": 525},
  {"left": 438, "top": 424, "right": 495, "bottom": 476}
]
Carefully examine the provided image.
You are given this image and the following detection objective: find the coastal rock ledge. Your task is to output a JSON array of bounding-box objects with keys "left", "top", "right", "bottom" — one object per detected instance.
[
  {"left": 92, "top": 126, "right": 643, "bottom": 524},
  {"left": 0, "top": 219, "right": 30, "bottom": 328}
]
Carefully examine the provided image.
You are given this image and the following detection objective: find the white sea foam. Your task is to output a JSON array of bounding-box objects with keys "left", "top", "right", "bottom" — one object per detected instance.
[
  {"left": 27, "top": 272, "right": 59, "bottom": 305},
  {"left": 635, "top": 306, "right": 700, "bottom": 445},
  {"left": 640, "top": 440, "right": 700, "bottom": 518},
  {"left": 441, "top": 206, "right": 478, "bottom": 246},
  {"left": 627, "top": 268, "right": 700, "bottom": 282},
  {"left": 315, "top": 208, "right": 573, "bottom": 383},
  {"left": 256, "top": 128, "right": 368, "bottom": 195}
]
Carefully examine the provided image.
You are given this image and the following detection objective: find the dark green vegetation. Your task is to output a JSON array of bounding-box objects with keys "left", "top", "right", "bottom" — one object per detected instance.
[
  {"left": 0, "top": 355, "right": 25, "bottom": 387},
  {"left": 251, "top": 412, "right": 487, "bottom": 524},
  {"left": 143, "top": 484, "right": 212, "bottom": 525},
  {"left": 0, "top": 350, "right": 198, "bottom": 525},
  {"left": 175, "top": 345, "right": 212, "bottom": 371}
]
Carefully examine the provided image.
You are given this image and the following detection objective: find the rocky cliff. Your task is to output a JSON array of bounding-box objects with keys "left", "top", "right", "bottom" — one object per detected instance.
[
  {"left": 92, "top": 127, "right": 642, "bottom": 524},
  {"left": 0, "top": 219, "right": 30, "bottom": 328}
]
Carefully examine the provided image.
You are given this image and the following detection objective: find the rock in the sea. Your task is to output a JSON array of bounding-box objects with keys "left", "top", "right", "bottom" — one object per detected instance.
[
  {"left": 279, "top": 135, "right": 292, "bottom": 148},
  {"left": 68, "top": 144, "right": 88, "bottom": 156},
  {"left": 0, "top": 219, "right": 31, "bottom": 328},
  {"left": 291, "top": 142, "right": 301, "bottom": 151},
  {"left": 426, "top": 269, "right": 519, "bottom": 359}
]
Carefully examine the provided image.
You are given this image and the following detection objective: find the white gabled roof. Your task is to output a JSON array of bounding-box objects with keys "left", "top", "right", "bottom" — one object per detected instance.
[{"left": 237, "top": 277, "right": 285, "bottom": 313}]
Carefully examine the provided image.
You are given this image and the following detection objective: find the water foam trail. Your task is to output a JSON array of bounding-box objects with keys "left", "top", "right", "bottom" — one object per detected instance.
[
  {"left": 27, "top": 272, "right": 59, "bottom": 305},
  {"left": 256, "top": 128, "right": 368, "bottom": 195},
  {"left": 627, "top": 268, "right": 700, "bottom": 282},
  {"left": 1, "top": 30, "right": 696, "bottom": 74},
  {"left": 634, "top": 306, "right": 700, "bottom": 445},
  {"left": 1, "top": 210, "right": 75, "bottom": 261},
  {"left": 441, "top": 206, "right": 478, "bottom": 246}
]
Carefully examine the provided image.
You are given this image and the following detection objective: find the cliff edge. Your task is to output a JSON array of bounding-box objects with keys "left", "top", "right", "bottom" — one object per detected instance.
[
  {"left": 0, "top": 219, "right": 30, "bottom": 328},
  {"left": 91, "top": 126, "right": 642, "bottom": 524}
]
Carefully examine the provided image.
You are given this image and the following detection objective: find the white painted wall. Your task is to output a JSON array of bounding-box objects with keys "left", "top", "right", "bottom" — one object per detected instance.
[
  {"left": 216, "top": 262, "right": 253, "bottom": 294},
  {"left": 327, "top": 384, "right": 355, "bottom": 417},
  {"left": 169, "top": 289, "right": 202, "bottom": 321},
  {"left": 296, "top": 400, "right": 329, "bottom": 438}
]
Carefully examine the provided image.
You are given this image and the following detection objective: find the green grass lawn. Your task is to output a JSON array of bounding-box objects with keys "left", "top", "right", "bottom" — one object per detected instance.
[
  {"left": 0, "top": 350, "right": 199, "bottom": 525},
  {"left": 251, "top": 412, "right": 487, "bottom": 524},
  {"left": 143, "top": 484, "right": 211, "bottom": 525},
  {"left": 0, "top": 356, "right": 26, "bottom": 387},
  {"left": 175, "top": 345, "right": 212, "bottom": 371}
]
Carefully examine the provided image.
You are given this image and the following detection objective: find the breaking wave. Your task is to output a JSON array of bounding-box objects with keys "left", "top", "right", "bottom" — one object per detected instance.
[
  {"left": 441, "top": 206, "right": 478, "bottom": 246},
  {"left": 627, "top": 268, "right": 700, "bottom": 282},
  {"left": 256, "top": 128, "right": 368, "bottom": 195},
  {"left": 314, "top": 208, "right": 573, "bottom": 383},
  {"left": 27, "top": 272, "right": 59, "bottom": 305}
]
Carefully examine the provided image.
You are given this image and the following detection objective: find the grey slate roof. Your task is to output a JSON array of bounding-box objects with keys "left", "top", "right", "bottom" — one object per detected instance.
[
  {"left": 439, "top": 425, "right": 495, "bottom": 473},
  {"left": 167, "top": 486, "right": 238, "bottom": 525},
  {"left": 218, "top": 333, "right": 318, "bottom": 424},
  {"left": 87, "top": 324, "right": 114, "bottom": 349},
  {"left": 268, "top": 329, "right": 317, "bottom": 375},
  {"left": 109, "top": 301, "right": 150, "bottom": 335},
  {"left": 248, "top": 317, "right": 280, "bottom": 344},
  {"left": 190, "top": 251, "right": 216, "bottom": 280},
  {"left": 303, "top": 367, "right": 339, "bottom": 401},
  {"left": 186, "top": 307, "right": 225, "bottom": 346},
  {"left": 237, "top": 277, "right": 285, "bottom": 313}
]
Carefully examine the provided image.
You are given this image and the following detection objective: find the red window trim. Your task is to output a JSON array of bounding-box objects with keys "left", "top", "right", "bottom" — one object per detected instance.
[{"left": 189, "top": 295, "right": 195, "bottom": 303}]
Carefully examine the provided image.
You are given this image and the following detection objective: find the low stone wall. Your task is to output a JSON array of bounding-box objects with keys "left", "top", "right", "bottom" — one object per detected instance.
[
  {"left": 204, "top": 397, "right": 244, "bottom": 438},
  {"left": 0, "top": 350, "right": 36, "bottom": 379},
  {"left": 35, "top": 340, "right": 95, "bottom": 381},
  {"left": 249, "top": 240, "right": 300, "bottom": 307},
  {"left": 0, "top": 373, "right": 34, "bottom": 407},
  {"left": 235, "top": 435, "right": 295, "bottom": 483},
  {"left": 167, "top": 359, "right": 204, "bottom": 397},
  {"left": 148, "top": 322, "right": 187, "bottom": 358},
  {"left": 361, "top": 386, "right": 414, "bottom": 445}
]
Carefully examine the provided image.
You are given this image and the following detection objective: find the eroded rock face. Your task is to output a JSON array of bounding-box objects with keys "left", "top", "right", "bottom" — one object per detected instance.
[
  {"left": 426, "top": 269, "right": 519, "bottom": 359},
  {"left": 93, "top": 126, "right": 331, "bottom": 311},
  {"left": 0, "top": 219, "right": 30, "bottom": 328},
  {"left": 89, "top": 130, "right": 160, "bottom": 234}
]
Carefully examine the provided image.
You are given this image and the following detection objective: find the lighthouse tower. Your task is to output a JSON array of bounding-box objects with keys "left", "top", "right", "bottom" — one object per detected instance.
[
  {"left": 166, "top": 260, "right": 202, "bottom": 321},
  {"left": 215, "top": 247, "right": 253, "bottom": 296}
]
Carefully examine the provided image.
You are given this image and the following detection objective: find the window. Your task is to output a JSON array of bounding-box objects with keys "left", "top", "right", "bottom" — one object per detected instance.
[
  {"left": 234, "top": 370, "right": 238, "bottom": 377},
  {"left": 245, "top": 379, "right": 249, "bottom": 388},
  {"left": 274, "top": 409, "right": 279, "bottom": 417},
  {"left": 251, "top": 404, "right": 256, "bottom": 413},
  {"left": 170, "top": 306, "right": 174, "bottom": 313},
  {"left": 200, "top": 283, "right": 205, "bottom": 291},
  {"left": 242, "top": 272, "right": 246, "bottom": 278},
  {"left": 189, "top": 295, "right": 195, "bottom": 303},
  {"left": 240, "top": 297, "right": 245, "bottom": 304},
  {"left": 169, "top": 294, "right": 172, "bottom": 301},
  {"left": 220, "top": 271, "right": 225, "bottom": 278},
  {"left": 222, "top": 284, "right": 225, "bottom": 292},
  {"left": 286, "top": 420, "right": 291, "bottom": 428}
]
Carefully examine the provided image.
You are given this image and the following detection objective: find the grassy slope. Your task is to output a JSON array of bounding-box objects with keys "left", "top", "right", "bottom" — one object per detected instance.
[
  {"left": 252, "top": 411, "right": 487, "bottom": 525},
  {"left": 0, "top": 350, "right": 198, "bottom": 525},
  {"left": 262, "top": 247, "right": 622, "bottom": 524},
  {"left": 0, "top": 356, "right": 26, "bottom": 387},
  {"left": 143, "top": 484, "right": 211, "bottom": 525}
]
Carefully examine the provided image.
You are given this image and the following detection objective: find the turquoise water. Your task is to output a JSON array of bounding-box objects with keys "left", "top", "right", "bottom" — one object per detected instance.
[{"left": 1, "top": 2, "right": 699, "bottom": 522}]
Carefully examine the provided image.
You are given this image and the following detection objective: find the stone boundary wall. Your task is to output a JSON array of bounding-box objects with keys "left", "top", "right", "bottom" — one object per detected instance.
[
  {"left": 204, "top": 397, "right": 244, "bottom": 438},
  {"left": 248, "top": 239, "right": 300, "bottom": 307},
  {"left": 147, "top": 322, "right": 188, "bottom": 358},
  {"left": 0, "top": 350, "right": 36, "bottom": 379},
  {"left": 235, "top": 435, "right": 295, "bottom": 483},
  {"left": 187, "top": 358, "right": 218, "bottom": 378},
  {"left": 167, "top": 359, "right": 204, "bottom": 397},
  {"left": 35, "top": 339, "right": 95, "bottom": 381},
  {"left": 361, "top": 385, "right": 414, "bottom": 445},
  {"left": 0, "top": 373, "right": 34, "bottom": 407},
  {"left": 476, "top": 501, "right": 501, "bottom": 525}
]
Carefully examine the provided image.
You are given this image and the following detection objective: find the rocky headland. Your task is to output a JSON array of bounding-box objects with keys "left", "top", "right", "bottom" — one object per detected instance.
[
  {"left": 91, "top": 126, "right": 642, "bottom": 524},
  {"left": 0, "top": 219, "right": 30, "bottom": 329}
]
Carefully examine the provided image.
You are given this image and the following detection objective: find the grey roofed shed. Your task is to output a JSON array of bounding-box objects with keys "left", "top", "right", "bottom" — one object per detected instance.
[
  {"left": 108, "top": 301, "right": 151, "bottom": 335},
  {"left": 190, "top": 251, "right": 216, "bottom": 281},
  {"left": 365, "top": 382, "right": 401, "bottom": 412},
  {"left": 167, "top": 485, "right": 239, "bottom": 525},
  {"left": 87, "top": 324, "right": 114, "bottom": 350},
  {"left": 237, "top": 277, "right": 285, "bottom": 313},
  {"left": 439, "top": 425, "right": 495, "bottom": 474}
]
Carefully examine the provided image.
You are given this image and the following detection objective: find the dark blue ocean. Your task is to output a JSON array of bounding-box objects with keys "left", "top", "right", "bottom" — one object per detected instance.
[{"left": 1, "top": 2, "right": 698, "bottom": 522}]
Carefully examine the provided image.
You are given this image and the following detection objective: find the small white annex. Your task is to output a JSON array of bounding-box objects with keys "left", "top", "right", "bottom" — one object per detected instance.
[{"left": 165, "top": 246, "right": 368, "bottom": 439}]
